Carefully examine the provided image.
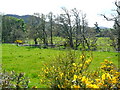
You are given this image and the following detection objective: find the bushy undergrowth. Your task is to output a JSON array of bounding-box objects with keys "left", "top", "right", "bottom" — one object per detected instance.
[
  {"left": 0, "top": 70, "right": 29, "bottom": 89},
  {"left": 40, "top": 51, "right": 120, "bottom": 89}
]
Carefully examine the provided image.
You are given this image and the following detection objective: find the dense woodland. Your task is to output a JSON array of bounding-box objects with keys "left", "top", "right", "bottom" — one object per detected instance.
[{"left": 1, "top": 2, "right": 120, "bottom": 51}]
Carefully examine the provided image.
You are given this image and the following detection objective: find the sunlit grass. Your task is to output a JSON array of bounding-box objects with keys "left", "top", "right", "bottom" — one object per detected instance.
[{"left": 2, "top": 44, "right": 118, "bottom": 87}]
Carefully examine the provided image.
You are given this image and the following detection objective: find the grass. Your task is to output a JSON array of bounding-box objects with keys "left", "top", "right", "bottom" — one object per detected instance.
[
  {"left": 2, "top": 43, "right": 118, "bottom": 87},
  {"left": 96, "top": 37, "right": 115, "bottom": 51},
  {"left": 25, "top": 36, "right": 66, "bottom": 45}
]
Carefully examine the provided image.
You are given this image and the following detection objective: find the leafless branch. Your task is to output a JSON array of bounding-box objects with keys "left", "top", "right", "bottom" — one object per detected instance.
[
  {"left": 115, "top": 1, "right": 119, "bottom": 8},
  {"left": 100, "top": 14, "right": 114, "bottom": 21},
  {"left": 116, "top": 9, "right": 120, "bottom": 15}
]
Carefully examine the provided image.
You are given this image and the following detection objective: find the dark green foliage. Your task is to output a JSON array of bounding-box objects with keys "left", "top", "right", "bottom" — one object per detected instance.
[{"left": 2, "top": 16, "right": 26, "bottom": 43}]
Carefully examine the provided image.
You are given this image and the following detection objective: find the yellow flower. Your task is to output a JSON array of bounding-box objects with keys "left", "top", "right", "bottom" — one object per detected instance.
[
  {"left": 56, "top": 77, "right": 58, "bottom": 80},
  {"left": 111, "top": 77, "right": 117, "bottom": 83},
  {"left": 103, "top": 85, "right": 107, "bottom": 87},
  {"left": 110, "top": 70, "right": 114, "bottom": 73},
  {"left": 81, "top": 76, "right": 89, "bottom": 84},
  {"left": 104, "top": 59, "right": 108, "bottom": 63},
  {"left": 15, "top": 40, "right": 23, "bottom": 44},
  {"left": 107, "top": 66, "right": 111, "bottom": 68},
  {"left": 80, "top": 55, "right": 85, "bottom": 59},
  {"left": 85, "top": 59, "right": 91, "bottom": 64},
  {"left": 73, "top": 75, "right": 77, "bottom": 81},
  {"left": 102, "top": 73, "right": 106, "bottom": 80},
  {"left": 95, "top": 79, "right": 101, "bottom": 82},
  {"left": 87, "top": 59, "right": 92, "bottom": 63},
  {"left": 40, "top": 79, "right": 43, "bottom": 82},
  {"left": 79, "top": 64, "right": 82, "bottom": 67},
  {"left": 100, "top": 65, "right": 106, "bottom": 69},
  {"left": 32, "top": 86, "right": 37, "bottom": 88},
  {"left": 60, "top": 73, "right": 64, "bottom": 78},
  {"left": 73, "top": 85, "right": 80, "bottom": 88},
  {"left": 109, "top": 61, "right": 113, "bottom": 64},
  {"left": 92, "top": 84, "right": 99, "bottom": 88},
  {"left": 106, "top": 73, "right": 111, "bottom": 80},
  {"left": 86, "top": 84, "right": 93, "bottom": 88},
  {"left": 58, "top": 85, "right": 60, "bottom": 88},
  {"left": 81, "top": 76, "right": 86, "bottom": 82},
  {"left": 85, "top": 61, "right": 89, "bottom": 64},
  {"left": 85, "top": 81, "right": 91, "bottom": 85},
  {"left": 72, "top": 63, "right": 76, "bottom": 67},
  {"left": 115, "top": 72, "right": 119, "bottom": 75},
  {"left": 87, "top": 84, "right": 99, "bottom": 88},
  {"left": 78, "top": 75, "right": 82, "bottom": 79},
  {"left": 71, "top": 85, "right": 80, "bottom": 88},
  {"left": 97, "top": 83, "right": 103, "bottom": 86}
]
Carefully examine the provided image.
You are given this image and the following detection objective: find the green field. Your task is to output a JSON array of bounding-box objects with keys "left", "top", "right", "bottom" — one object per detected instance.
[{"left": 2, "top": 44, "right": 118, "bottom": 87}]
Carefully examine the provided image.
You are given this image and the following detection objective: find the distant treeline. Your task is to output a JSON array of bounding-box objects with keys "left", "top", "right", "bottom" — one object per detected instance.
[{"left": 2, "top": 8, "right": 118, "bottom": 50}]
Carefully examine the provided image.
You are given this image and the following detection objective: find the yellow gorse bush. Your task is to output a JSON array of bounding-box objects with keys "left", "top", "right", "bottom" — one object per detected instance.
[
  {"left": 40, "top": 51, "right": 120, "bottom": 89},
  {"left": 14, "top": 40, "right": 23, "bottom": 44}
]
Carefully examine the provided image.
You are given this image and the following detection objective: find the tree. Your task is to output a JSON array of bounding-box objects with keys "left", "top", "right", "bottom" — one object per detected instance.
[
  {"left": 0, "top": 14, "right": 2, "bottom": 44},
  {"left": 57, "top": 8, "right": 97, "bottom": 50},
  {"left": 59, "top": 7, "right": 74, "bottom": 48},
  {"left": 2, "top": 16, "right": 25, "bottom": 43},
  {"left": 40, "top": 13, "right": 48, "bottom": 47},
  {"left": 27, "top": 15, "right": 41, "bottom": 45},
  {"left": 47, "top": 12, "right": 54, "bottom": 46},
  {"left": 101, "top": 1, "right": 120, "bottom": 51},
  {"left": 72, "top": 8, "right": 81, "bottom": 50},
  {"left": 94, "top": 22, "right": 100, "bottom": 33}
]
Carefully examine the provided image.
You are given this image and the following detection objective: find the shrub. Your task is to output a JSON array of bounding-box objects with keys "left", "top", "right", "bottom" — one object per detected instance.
[
  {"left": 14, "top": 40, "right": 23, "bottom": 44},
  {"left": 40, "top": 51, "right": 120, "bottom": 89},
  {"left": 40, "top": 51, "right": 93, "bottom": 88},
  {"left": 1, "top": 70, "right": 29, "bottom": 89}
]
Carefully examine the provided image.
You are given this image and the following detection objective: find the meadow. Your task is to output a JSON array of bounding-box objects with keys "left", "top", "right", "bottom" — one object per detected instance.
[{"left": 2, "top": 42, "right": 118, "bottom": 88}]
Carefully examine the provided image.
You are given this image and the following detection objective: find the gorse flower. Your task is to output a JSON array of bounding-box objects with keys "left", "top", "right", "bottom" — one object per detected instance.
[
  {"left": 14, "top": 40, "right": 23, "bottom": 44},
  {"left": 95, "top": 79, "right": 101, "bottom": 82},
  {"left": 86, "top": 84, "right": 99, "bottom": 88},
  {"left": 71, "top": 85, "right": 81, "bottom": 88},
  {"left": 72, "top": 63, "right": 76, "bottom": 67},
  {"left": 40, "top": 52, "right": 119, "bottom": 89},
  {"left": 73, "top": 75, "right": 77, "bottom": 81}
]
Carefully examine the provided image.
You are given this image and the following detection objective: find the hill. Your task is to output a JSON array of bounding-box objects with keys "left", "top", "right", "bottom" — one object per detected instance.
[{"left": 5, "top": 14, "right": 32, "bottom": 23}]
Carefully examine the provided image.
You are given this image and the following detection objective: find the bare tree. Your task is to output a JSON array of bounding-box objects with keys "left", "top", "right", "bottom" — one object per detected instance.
[
  {"left": 58, "top": 8, "right": 97, "bottom": 50},
  {"left": 101, "top": 1, "right": 120, "bottom": 51},
  {"left": 59, "top": 7, "right": 74, "bottom": 48},
  {"left": 47, "top": 12, "right": 55, "bottom": 47},
  {"left": 40, "top": 13, "right": 48, "bottom": 47},
  {"left": 72, "top": 8, "right": 81, "bottom": 50}
]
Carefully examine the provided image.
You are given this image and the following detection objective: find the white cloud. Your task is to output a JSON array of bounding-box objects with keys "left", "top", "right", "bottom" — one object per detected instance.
[{"left": 0, "top": 0, "right": 117, "bottom": 27}]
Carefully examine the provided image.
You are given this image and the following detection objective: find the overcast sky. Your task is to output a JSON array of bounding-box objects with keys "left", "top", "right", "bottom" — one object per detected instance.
[{"left": 0, "top": 0, "right": 118, "bottom": 28}]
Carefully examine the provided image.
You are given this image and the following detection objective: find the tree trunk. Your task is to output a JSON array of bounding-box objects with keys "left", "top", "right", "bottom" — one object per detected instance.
[
  {"left": 118, "top": 29, "right": 120, "bottom": 51},
  {"left": 50, "top": 22, "right": 53, "bottom": 46},
  {"left": 34, "top": 38, "right": 38, "bottom": 45},
  {"left": 69, "top": 37, "right": 74, "bottom": 49}
]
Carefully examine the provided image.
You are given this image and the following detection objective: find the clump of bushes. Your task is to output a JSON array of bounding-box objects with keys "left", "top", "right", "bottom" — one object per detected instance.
[
  {"left": 0, "top": 70, "right": 29, "bottom": 89},
  {"left": 14, "top": 40, "right": 23, "bottom": 45},
  {"left": 40, "top": 51, "right": 120, "bottom": 89}
]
